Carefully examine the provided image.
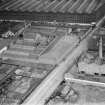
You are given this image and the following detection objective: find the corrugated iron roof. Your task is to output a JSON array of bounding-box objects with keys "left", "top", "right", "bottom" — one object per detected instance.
[
  {"left": 0, "top": 0, "right": 103, "bottom": 14},
  {"left": 0, "top": 0, "right": 104, "bottom": 23}
]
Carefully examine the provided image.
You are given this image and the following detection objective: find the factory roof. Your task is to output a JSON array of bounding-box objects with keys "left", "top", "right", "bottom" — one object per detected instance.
[
  {"left": 0, "top": 0, "right": 104, "bottom": 23},
  {"left": 0, "top": 0, "right": 103, "bottom": 14}
]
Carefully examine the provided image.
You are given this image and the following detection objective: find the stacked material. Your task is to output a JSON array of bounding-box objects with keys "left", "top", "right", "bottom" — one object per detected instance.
[
  {"left": 46, "top": 78, "right": 105, "bottom": 105},
  {"left": 78, "top": 52, "right": 105, "bottom": 75}
]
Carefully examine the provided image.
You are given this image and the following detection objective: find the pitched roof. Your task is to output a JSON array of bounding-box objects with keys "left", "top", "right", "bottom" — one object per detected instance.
[
  {"left": 0, "top": 0, "right": 103, "bottom": 14},
  {"left": 0, "top": 0, "right": 104, "bottom": 23}
]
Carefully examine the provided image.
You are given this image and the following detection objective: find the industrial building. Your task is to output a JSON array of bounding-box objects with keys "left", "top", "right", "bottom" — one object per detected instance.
[{"left": 0, "top": 0, "right": 105, "bottom": 105}]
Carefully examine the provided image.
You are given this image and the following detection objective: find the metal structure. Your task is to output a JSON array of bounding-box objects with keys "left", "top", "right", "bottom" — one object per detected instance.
[{"left": 0, "top": 0, "right": 104, "bottom": 23}]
